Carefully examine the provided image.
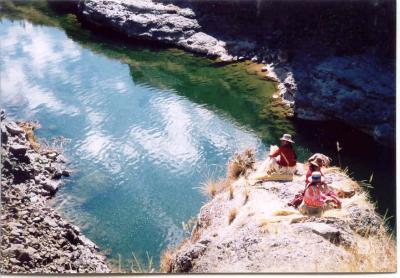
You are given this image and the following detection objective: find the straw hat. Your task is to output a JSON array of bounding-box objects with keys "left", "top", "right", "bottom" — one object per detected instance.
[
  {"left": 307, "top": 171, "right": 325, "bottom": 183},
  {"left": 309, "top": 160, "right": 320, "bottom": 167},
  {"left": 280, "top": 133, "right": 294, "bottom": 143}
]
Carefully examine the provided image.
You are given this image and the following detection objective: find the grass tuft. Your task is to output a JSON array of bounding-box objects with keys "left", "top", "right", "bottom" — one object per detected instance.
[
  {"left": 130, "top": 252, "right": 154, "bottom": 273},
  {"left": 258, "top": 218, "right": 269, "bottom": 233},
  {"left": 228, "top": 208, "right": 237, "bottom": 225},
  {"left": 200, "top": 179, "right": 218, "bottom": 198},
  {"left": 229, "top": 184, "right": 234, "bottom": 200},
  {"left": 160, "top": 249, "right": 173, "bottom": 273},
  {"left": 272, "top": 209, "right": 297, "bottom": 216},
  {"left": 243, "top": 185, "right": 250, "bottom": 205},
  {"left": 227, "top": 149, "right": 255, "bottom": 180}
]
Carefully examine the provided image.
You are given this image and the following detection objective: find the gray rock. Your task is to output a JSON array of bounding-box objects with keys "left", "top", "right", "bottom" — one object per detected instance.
[
  {"left": 79, "top": 0, "right": 232, "bottom": 60},
  {"left": 1, "top": 124, "right": 8, "bottom": 144},
  {"left": 5, "top": 122, "right": 23, "bottom": 136},
  {"left": 347, "top": 205, "right": 381, "bottom": 236},
  {"left": 294, "top": 55, "right": 394, "bottom": 145},
  {"left": 9, "top": 144, "right": 28, "bottom": 157},
  {"left": 41, "top": 180, "right": 60, "bottom": 195},
  {"left": 307, "top": 222, "right": 341, "bottom": 244}
]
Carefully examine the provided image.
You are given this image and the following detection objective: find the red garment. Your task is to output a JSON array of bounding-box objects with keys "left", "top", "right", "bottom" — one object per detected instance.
[
  {"left": 303, "top": 183, "right": 325, "bottom": 208},
  {"left": 270, "top": 145, "right": 297, "bottom": 167},
  {"left": 288, "top": 192, "right": 304, "bottom": 208}
]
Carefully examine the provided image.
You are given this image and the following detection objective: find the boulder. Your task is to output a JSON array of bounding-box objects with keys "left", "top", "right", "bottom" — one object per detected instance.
[
  {"left": 41, "top": 180, "right": 60, "bottom": 195},
  {"left": 9, "top": 144, "right": 28, "bottom": 157},
  {"left": 12, "top": 164, "right": 34, "bottom": 184},
  {"left": 5, "top": 122, "right": 23, "bottom": 136},
  {"left": 79, "top": 0, "right": 232, "bottom": 60},
  {"left": 347, "top": 205, "right": 381, "bottom": 236}
]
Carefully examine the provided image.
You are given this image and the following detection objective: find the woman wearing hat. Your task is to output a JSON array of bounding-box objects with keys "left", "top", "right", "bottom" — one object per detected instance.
[
  {"left": 305, "top": 160, "right": 324, "bottom": 187},
  {"left": 267, "top": 133, "right": 297, "bottom": 175},
  {"left": 299, "top": 171, "right": 341, "bottom": 216}
]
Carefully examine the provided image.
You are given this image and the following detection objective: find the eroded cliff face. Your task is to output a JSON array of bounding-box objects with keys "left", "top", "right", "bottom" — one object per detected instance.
[
  {"left": 164, "top": 157, "right": 396, "bottom": 273},
  {"left": 76, "top": 0, "right": 395, "bottom": 145},
  {"left": 0, "top": 111, "right": 110, "bottom": 273}
]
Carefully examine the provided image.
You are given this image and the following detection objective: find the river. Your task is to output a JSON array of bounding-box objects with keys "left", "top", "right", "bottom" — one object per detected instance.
[{"left": 0, "top": 17, "right": 395, "bottom": 269}]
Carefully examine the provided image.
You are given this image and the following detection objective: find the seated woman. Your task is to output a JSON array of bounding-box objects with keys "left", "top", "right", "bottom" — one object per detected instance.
[
  {"left": 288, "top": 160, "right": 322, "bottom": 208},
  {"left": 299, "top": 171, "right": 326, "bottom": 216},
  {"left": 305, "top": 160, "right": 324, "bottom": 185},
  {"left": 299, "top": 171, "right": 341, "bottom": 216},
  {"left": 267, "top": 133, "right": 297, "bottom": 175}
]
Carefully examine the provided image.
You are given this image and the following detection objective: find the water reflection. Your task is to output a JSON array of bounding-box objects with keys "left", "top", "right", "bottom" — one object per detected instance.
[{"left": 1, "top": 19, "right": 268, "bottom": 267}]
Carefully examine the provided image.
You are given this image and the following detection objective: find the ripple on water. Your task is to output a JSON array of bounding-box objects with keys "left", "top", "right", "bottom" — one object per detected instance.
[{"left": 0, "top": 18, "right": 269, "bottom": 267}]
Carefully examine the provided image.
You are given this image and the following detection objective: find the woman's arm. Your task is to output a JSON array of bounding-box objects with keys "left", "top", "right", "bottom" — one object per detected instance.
[{"left": 269, "top": 147, "right": 281, "bottom": 158}]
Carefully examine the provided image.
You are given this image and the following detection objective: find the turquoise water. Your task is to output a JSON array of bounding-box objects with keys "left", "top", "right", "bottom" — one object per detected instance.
[
  {"left": 0, "top": 19, "right": 274, "bottom": 268},
  {"left": 0, "top": 17, "right": 395, "bottom": 270}
]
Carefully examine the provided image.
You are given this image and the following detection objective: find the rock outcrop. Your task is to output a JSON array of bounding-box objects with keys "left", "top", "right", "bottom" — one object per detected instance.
[
  {"left": 0, "top": 110, "right": 110, "bottom": 273},
  {"left": 78, "top": 0, "right": 232, "bottom": 60},
  {"left": 75, "top": 0, "right": 395, "bottom": 145},
  {"left": 164, "top": 153, "right": 396, "bottom": 272}
]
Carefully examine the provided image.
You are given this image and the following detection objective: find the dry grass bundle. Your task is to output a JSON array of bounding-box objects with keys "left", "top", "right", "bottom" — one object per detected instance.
[
  {"left": 200, "top": 179, "right": 218, "bottom": 198},
  {"left": 258, "top": 218, "right": 269, "bottom": 233},
  {"left": 227, "top": 149, "right": 255, "bottom": 180},
  {"left": 229, "top": 184, "right": 234, "bottom": 200},
  {"left": 160, "top": 249, "right": 173, "bottom": 273},
  {"left": 18, "top": 121, "right": 41, "bottom": 152},
  {"left": 243, "top": 186, "right": 250, "bottom": 205},
  {"left": 339, "top": 229, "right": 396, "bottom": 272},
  {"left": 228, "top": 208, "right": 237, "bottom": 225},
  {"left": 272, "top": 209, "right": 297, "bottom": 216},
  {"left": 200, "top": 178, "right": 232, "bottom": 199},
  {"left": 324, "top": 166, "right": 350, "bottom": 175}
]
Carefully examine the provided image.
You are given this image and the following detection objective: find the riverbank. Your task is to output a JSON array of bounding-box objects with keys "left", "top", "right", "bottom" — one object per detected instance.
[
  {"left": 0, "top": 111, "right": 110, "bottom": 273},
  {"left": 163, "top": 151, "right": 396, "bottom": 272},
  {"left": 76, "top": 0, "right": 395, "bottom": 145}
]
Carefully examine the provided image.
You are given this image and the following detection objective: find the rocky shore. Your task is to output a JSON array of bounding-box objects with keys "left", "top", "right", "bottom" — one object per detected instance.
[
  {"left": 163, "top": 151, "right": 396, "bottom": 272},
  {"left": 76, "top": 0, "right": 395, "bottom": 145},
  {"left": 0, "top": 111, "right": 110, "bottom": 273}
]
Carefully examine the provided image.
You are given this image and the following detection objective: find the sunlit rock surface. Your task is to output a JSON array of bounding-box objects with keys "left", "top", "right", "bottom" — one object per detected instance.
[
  {"left": 78, "top": 0, "right": 232, "bottom": 60},
  {"left": 166, "top": 160, "right": 396, "bottom": 273}
]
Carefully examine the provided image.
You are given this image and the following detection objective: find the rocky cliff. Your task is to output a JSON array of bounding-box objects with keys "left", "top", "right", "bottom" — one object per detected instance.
[
  {"left": 162, "top": 151, "right": 396, "bottom": 272},
  {"left": 76, "top": 0, "right": 395, "bottom": 145},
  {"left": 0, "top": 111, "right": 110, "bottom": 273}
]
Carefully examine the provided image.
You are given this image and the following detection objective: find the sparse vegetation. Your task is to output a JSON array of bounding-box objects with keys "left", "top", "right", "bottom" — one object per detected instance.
[
  {"left": 182, "top": 216, "right": 197, "bottom": 236},
  {"left": 229, "top": 184, "right": 234, "bottom": 200},
  {"left": 18, "top": 121, "right": 41, "bottom": 152},
  {"left": 228, "top": 208, "right": 237, "bottom": 225},
  {"left": 272, "top": 209, "right": 297, "bottom": 216},
  {"left": 200, "top": 178, "right": 231, "bottom": 199},
  {"left": 201, "top": 179, "right": 218, "bottom": 198},
  {"left": 160, "top": 249, "right": 173, "bottom": 273},
  {"left": 130, "top": 252, "right": 154, "bottom": 273},
  {"left": 258, "top": 218, "right": 269, "bottom": 233},
  {"left": 243, "top": 185, "right": 250, "bottom": 205},
  {"left": 227, "top": 148, "right": 255, "bottom": 180},
  {"left": 339, "top": 229, "right": 396, "bottom": 272}
]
